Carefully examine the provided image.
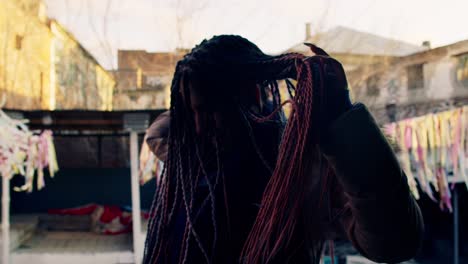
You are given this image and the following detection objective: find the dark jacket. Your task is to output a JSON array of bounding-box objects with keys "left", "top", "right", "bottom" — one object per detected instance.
[{"left": 146, "top": 103, "right": 424, "bottom": 263}]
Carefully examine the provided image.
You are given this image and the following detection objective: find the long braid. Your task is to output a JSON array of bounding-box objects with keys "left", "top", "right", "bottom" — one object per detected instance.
[
  {"left": 145, "top": 70, "right": 187, "bottom": 263},
  {"left": 240, "top": 57, "right": 326, "bottom": 263},
  {"left": 177, "top": 72, "right": 213, "bottom": 263}
]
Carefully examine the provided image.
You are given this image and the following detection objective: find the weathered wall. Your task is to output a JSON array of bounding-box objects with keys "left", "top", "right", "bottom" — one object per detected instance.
[
  {"left": 51, "top": 21, "right": 115, "bottom": 110},
  {"left": 113, "top": 50, "right": 184, "bottom": 110},
  {"left": 349, "top": 41, "right": 468, "bottom": 122},
  {"left": 0, "top": 0, "right": 52, "bottom": 110},
  {"left": 117, "top": 50, "right": 184, "bottom": 76},
  {"left": 112, "top": 68, "right": 170, "bottom": 110},
  {"left": 113, "top": 88, "right": 170, "bottom": 110},
  {"left": 352, "top": 57, "right": 468, "bottom": 106},
  {"left": 0, "top": 1, "right": 115, "bottom": 111}
]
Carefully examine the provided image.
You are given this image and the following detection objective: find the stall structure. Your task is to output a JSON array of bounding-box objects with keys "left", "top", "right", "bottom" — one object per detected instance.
[
  {"left": 385, "top": 105, "right": 468, "bottom": 264},
  {"left": 0, "top": 109, "right": 58, "bottom": 264},
  {"left": 4, "top": 108, "right": 163, "bottom": 264}
]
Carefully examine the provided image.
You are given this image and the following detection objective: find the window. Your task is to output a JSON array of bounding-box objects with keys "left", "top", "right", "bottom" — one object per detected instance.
[
  {"left": 407, "top": 64, "right": 424, "bottom": 90},
  {"left": 15, "top": 35, "right": 23, "bottom": 50},
  {"left": 456, "top": 53, "right": 468, "bottom": 88},
  {"left": 366, "top": 75, "right": 380, "bottom": 96}
]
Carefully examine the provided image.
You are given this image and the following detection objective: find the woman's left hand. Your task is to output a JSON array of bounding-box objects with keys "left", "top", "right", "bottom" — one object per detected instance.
[{"left": 304, "top": 44, "right": 353, "bottom": 128}]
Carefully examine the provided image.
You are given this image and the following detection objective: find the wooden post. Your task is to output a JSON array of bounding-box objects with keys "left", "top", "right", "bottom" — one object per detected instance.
[
  {"left": 123, "top": 113, "right": 149, "bottom": 264},
  {"left": 448, "top": 177, "right": 464, "bottom": 264},
  {"left": 2, "top": 174, "right": 10, "bottom": 264},
  {"left": 130, "top": 131, "right": 143, "bottom": 264},
  {"left": 453, "top": 186, "right": 459, "bottom": 264}
]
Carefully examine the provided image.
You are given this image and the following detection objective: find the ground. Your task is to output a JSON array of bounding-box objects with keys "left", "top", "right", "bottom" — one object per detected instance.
[{"left": 12, "top": 231, "right": 134, "bottom": 264}]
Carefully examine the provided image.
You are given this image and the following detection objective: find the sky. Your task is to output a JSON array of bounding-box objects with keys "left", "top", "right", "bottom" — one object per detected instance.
[{"left": 45, "top": 0, "right": 468, "bottom": 69}]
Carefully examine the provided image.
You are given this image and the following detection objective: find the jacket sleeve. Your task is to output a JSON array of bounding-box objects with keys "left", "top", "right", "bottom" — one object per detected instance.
[
  {"left": 320, "top": 103, "right": 424, "bottom": 263},
  {"left": 146, "top": 110, "right": 170, "bottom": 161}
]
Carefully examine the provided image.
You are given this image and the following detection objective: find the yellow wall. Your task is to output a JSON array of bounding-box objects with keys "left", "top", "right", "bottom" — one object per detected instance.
[
  {"left": 0, "top": 0, "right": 115, "bottom": 111},
  {"left": 50, "top": 21, "right": 115, "bottom": 110},
  {"left": 96, "top": 65, "right": 115, "bottom": 110},
  {"left": 0, "top": 0, "right": 52, "bottom": 110}
]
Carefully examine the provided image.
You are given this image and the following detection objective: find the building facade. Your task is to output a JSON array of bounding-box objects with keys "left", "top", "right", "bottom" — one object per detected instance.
[
  {"left": 287, "top": 25, "right": 468, "bottom": 124},
  {"left": 0, "top": 0, "right": 51, "bottom": 110},
  {"left": 50, "top": 20, "right": 114, "bottom": 110},
  {"left": 287, "top": 26, "right": 425, "bottom": 73},
  {"left": 350, "top": 40, "right": 468, "bottom": 123},
  {"left": 113, "top": 49, "right": 187, "bottom": 110},
  {"left": 0, "top": 0, "right": 115, "bottom": 111}
]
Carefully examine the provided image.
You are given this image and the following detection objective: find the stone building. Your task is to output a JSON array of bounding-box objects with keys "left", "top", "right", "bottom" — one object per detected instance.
[
  {"left": 113, "top": 49, "right": 187, "bottom": 110},
  {"left": 287, "top": 25, "right": 425, "bottom": 73},
  {"left": 349, "top": 39, "right": 468, "bottom": 123},
  {"left": 287, "top": 24, "right": 468, "bottom": 123},
  {"left": 0, "top": 0, "right": 115, "bottom": 111},
  {"left": 0, "top": 0, "right": 51, "bottom": 109},
  {"left": 49, "top": 20, "right": 115, "bottom": 110}
]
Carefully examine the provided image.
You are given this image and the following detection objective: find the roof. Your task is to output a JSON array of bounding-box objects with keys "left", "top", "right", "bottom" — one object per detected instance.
[
  {"left": 403, "top": 39, "right": 468, "bottom": 60},
  {"left": 117, "top": 49, "right": 184, "bottom": 74},
  {"left": 4, "top": 109, "right": 166, "bottom": 131},
  {"left": 288, "top": 26, "right": 426, "bottom": 57}
]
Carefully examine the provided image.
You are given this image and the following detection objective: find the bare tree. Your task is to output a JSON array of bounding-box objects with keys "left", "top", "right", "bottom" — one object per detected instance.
[{"left": 173, "top": 0, "right": 210, "bottom": 49}]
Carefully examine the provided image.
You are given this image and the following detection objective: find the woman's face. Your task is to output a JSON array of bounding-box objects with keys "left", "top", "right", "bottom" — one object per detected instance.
[
  {"left": 182, "top": 77, "right": 258, "bottom": 136},
  {"left": 189, "top": 81, "right": 218, "bottom": 135}
]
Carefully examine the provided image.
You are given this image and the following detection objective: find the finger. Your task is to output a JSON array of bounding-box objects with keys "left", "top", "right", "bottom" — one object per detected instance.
[{"left": 304, "top": 43, "right": 330, "bottom": 56}]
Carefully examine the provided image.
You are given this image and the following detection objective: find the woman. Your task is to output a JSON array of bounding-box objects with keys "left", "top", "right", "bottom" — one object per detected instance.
[{"left": 144, "top": 35, "right": 423, "bottom": 264}]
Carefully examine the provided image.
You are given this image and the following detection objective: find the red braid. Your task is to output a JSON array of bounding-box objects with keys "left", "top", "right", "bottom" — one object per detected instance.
[{"left": 241, "top": 57, "right": 326, "bottom": 263}]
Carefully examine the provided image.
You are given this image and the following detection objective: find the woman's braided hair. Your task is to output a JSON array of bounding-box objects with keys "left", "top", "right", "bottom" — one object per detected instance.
[{"left": 143, "top": 35, "right": 330, "bottom": 263}]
